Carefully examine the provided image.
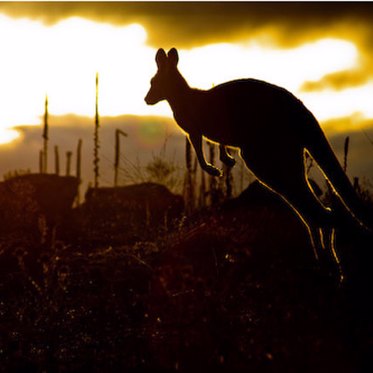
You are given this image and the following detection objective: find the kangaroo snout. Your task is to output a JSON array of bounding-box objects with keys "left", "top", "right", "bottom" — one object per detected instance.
[{"left": 144, "top": 95, "right": 154, "bottom": 105}]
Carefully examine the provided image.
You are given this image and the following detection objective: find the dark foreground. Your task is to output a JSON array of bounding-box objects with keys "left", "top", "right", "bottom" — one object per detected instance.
[{"left": 0, "top": 192, "right": 372, "bottom": 373}]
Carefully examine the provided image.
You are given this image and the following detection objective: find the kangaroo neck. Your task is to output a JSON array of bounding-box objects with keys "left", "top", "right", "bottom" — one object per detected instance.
[{"left": 166, "top": 72, "right": 194, "bottom": 114}]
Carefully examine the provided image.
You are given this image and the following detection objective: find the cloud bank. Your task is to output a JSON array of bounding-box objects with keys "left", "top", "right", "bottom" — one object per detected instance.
[
  {"left": 1, "top": 114, "right": 372, "bottom": 192},
  {"left": 3, "top": 3, "right": 373, "bottom": 96},
  {"left": 0, "top": 3, "right": 373, "bottom": 48}
]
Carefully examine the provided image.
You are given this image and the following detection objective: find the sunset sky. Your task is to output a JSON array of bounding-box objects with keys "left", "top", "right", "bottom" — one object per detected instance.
[{"left": 0, "top": 2, "right": 372, "bottom": 187}]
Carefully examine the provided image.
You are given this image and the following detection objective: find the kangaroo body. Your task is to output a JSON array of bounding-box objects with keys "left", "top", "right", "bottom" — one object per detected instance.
[
  {"left": 169, "top": 78, "right": 323, "bottom": 164},
  {"left": 145, "top": 48, "right": 366, "bottom": 278},
  {"left": 172, "top": 78, "right": 306, "bottom": 146}
]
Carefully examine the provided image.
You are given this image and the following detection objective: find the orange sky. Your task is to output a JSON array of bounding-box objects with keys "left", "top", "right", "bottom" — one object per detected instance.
[
  {"left": 0, "top": 2, "right": 372, "bottom": 184},
  {"left": 0, "top": 4, "right": 371, "bottom": 135}
]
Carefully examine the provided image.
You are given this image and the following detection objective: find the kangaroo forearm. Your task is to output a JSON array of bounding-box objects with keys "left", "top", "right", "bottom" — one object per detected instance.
[
  {"left": 189, "top": 134, "right": 208, "bottom": 166},
  {"left": 189, "top": 134, "right": 222, "bottom": 176}
]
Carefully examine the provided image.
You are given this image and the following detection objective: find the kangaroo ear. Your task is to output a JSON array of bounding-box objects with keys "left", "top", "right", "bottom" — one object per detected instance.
[
  {"left": 167, "top": 48, "right": 179, "bottom": 67},
  {"left": 155, "top": 48, "right": 167, "bottom": 68}
]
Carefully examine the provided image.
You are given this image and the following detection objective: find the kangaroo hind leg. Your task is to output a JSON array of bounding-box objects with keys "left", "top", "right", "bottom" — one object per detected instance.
[{"left": 240, "top": 147, "right": 341, "bottom": 279}]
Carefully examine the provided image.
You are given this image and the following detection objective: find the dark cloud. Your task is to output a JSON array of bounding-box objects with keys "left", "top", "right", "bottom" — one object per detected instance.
[
  {"left": 1, "top": 2, "right": 373, "bottom": 48},
  {"left": 4, "top": 2, "right": 373, "bottom": 92},
  {"left": 300, "top": 26, "right": 373, "bottom": 93},
  {"left": 301, "top": 69, "right": 369, "bottom": 92}
]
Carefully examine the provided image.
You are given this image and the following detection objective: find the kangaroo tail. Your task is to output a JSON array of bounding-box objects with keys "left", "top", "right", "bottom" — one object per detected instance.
[{"left": 305, "top": 114, "right": 370, "bottom": 231}]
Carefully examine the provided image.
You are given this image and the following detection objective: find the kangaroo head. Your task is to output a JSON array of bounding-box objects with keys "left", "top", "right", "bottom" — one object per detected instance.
[{"left": 145, "top": 48, "right": 180, "bottom": 105}]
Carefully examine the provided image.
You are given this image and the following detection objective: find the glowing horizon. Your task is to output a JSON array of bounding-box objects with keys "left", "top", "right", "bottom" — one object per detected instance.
[{"left": 0, "top": 13, "right": 371, "bottom": 145}]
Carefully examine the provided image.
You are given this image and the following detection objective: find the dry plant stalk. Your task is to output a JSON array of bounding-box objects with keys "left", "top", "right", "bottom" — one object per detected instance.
[
  {"left": 94, "top": 73, "right": 100, "bottom": 188},
  {"left": 54, "top": 145, "right": 60, "bottom": 175},
  {"left": 66, "top": 151, "right": 72, "bottom": 176}
]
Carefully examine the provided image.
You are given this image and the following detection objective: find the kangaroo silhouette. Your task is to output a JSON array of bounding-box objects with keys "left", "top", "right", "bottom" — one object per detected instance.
[{"left": 145, "top": 48, "right": 367, "bottom": 277}]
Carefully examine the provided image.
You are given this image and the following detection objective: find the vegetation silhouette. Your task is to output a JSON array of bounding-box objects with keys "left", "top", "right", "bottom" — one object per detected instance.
[{"left": 145, "top": 48, "right": 369, "bottom": 278}]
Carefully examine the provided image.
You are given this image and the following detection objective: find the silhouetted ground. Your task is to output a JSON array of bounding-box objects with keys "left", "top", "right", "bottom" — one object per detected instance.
[
  {"left": 66, "top": 183, "right": 184, "bottom": 246},
  {"left": 0, "top": 185, "right": 372, "bottom": 372},
  {"left": 0, "top": 174, "right": 78, "bottom": 242}
]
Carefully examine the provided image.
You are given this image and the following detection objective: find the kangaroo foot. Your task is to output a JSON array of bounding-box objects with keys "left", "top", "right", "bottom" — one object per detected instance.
[
  {"left": 219, "top": 145, "right": 236, "bottom": 167},
  {"left": 220, "top": 153, "right": 236, "bottom": 168},
  {"left": 204, "top": 164, "right": 223, "bottom": 177}
]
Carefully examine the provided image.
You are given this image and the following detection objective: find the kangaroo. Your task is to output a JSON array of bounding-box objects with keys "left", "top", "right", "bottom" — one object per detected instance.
[{"left": 145, "top": 48, "right": 367, "bottom": 278}]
